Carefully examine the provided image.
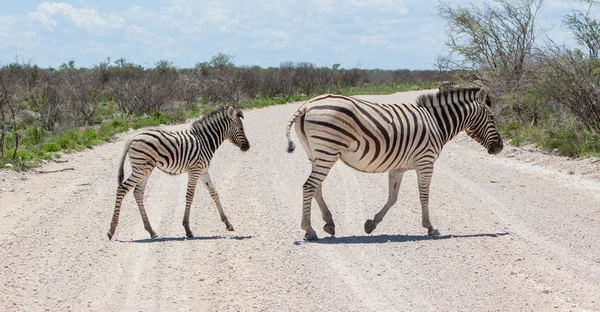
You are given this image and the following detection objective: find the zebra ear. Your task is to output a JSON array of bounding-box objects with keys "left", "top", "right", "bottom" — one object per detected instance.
[
  {"left": 226, "top": 106, "right": 237, "bottom": 119},
  {"left": 476, "top": 88, "right": 489, "bottom": 106}
]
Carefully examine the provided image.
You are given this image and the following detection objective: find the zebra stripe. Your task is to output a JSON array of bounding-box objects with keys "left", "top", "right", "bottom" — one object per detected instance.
[
  {"left": 108, "top": 106, "right": 250, "bottom": 240},
  {"left": 286, "top": 88, "right": 503, "bottom": 240}
]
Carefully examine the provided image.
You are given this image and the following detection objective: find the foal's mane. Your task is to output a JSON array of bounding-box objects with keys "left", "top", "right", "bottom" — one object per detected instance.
[{"left": 191, "top": 106, "right": 243, "bottom": 130}]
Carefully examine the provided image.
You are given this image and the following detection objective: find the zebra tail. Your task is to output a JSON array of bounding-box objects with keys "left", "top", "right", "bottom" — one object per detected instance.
[
  {"left": 286, "top": 104, "right": 306, "bottom": 153},
  {"left": 117, "top": 138, "right": 133, "bottom": 185}
]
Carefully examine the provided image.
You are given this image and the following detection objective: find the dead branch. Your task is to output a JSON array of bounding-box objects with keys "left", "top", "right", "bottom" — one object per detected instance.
[{"left": 33, "top": 167, "right": 75, "bottom": 174}]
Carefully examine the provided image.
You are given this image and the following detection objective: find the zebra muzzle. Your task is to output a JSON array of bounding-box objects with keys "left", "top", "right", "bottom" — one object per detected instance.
[{"left": 488, "top": 142, "right": 503, "bottom": 155}]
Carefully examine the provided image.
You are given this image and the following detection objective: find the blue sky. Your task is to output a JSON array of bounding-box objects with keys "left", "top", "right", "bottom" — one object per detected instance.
[{"left": 0, "top": 1, "right": 595, "bottom": 70}]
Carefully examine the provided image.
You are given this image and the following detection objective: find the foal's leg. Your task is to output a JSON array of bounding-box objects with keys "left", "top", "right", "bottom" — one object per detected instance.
[
  {"left": 108, "top": 163, "right": 154, "bottom": 240},
  {"left": 301, "top": 158, "right": 335, "bottom": 241},
  {"left": 182, "top": 168, "right": 201, "bottom": 238},
  {"left": 416, "top": 165, "right": 440, "bottom": 236},
  {"left": 200, "top": 171, "right": 235, "bottom": 232},
  {"left": 133, "top": 175, "right": 158, "bottom": 239},
  {"left": 108, "top": 175, "right": 138, "bottom": 240},
  {"left": 364, "top": 169, "right": 406, "bottom": 234}
]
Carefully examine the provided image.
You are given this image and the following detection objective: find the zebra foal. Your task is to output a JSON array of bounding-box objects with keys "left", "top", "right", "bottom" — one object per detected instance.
[
  {"left": 286, "top": 88, "right": 503, "bottom": 240},
  {"left": 108, "top": 106, "right": 250, "bottom": 240}
]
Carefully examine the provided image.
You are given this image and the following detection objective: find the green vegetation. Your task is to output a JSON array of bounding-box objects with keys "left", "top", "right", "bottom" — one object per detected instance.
[
  {"left": 339, "top": 82, "right": 438, "bottom": 96},
  {"left": 0, "top": 58, "right": 443, "bottom": 171},
  {"left": 0, "top": 109, "right": 202, "bottom": 170},
  {"left": 501, "top": 121, "right": 600, "bottom": 157}
]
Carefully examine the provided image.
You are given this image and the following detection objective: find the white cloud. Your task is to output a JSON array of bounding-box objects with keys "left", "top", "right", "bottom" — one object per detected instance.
[
  {"left": 27, "top": 11, "right": 58, "bottom": 32},
  {"left": 0, "top": 16, "right": 17, "bottom": 39},
  {"left": 126, "top": 24, "right": 156, "bottom": 45},
  {"left": 28, "top": 2, "right": 126, "bottom": 35},
  {"left": 545, "top": 0, "right": 588, "bottom": 10},
  {"left": 359, "top": 34, "right": 390, "bottom": 47},
  {"left": 1, "top": 0, "right": 589, "bottom": 70}
]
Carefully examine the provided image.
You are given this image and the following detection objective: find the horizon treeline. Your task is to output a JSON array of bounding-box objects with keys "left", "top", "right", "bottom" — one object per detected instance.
[{"left": 0, "top": 53, "right": 450, "bottom": 168}]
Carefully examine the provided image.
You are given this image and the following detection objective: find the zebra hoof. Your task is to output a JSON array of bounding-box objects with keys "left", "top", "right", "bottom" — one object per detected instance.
[
  {"left": 151, "top": 233, "right": 159, "bottom": 239},
  {"left": 364, "top": 219, "right": 377, "bottom": 234},
  {"left": 223, "top": 219, "right": 234, "bottom": 231},
  {"left": 107, "top": 231, "right": 113, "bottom": 240},
  {"left": 323, "top": 223, "right": 335, "bottom": 236},
  {"left": 186, "top": 233, "right": 194, "bottom": 238},
  {"left": 428, "top": 228, "right": 440, "bottom": 236},
  {"left": 304, "top": 231, "right": 319, "bottom": 241}
]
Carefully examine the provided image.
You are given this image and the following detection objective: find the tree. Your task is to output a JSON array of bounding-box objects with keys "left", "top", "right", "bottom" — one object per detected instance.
[
  {"left": 155, "top": 60, "right": 175, "bottom": 73},
  {"left": 562, "top": 1, "right": 600, "bottom": 58},
  {"left": 0, "top": 66, "right": 20, "bottom": 160},
  {"left": 437, "top": 0, "right": 543, "bottom": 92},
  {"left": 209, "top": 53, "right": 235, "bottom": 68},
  {"left": 539, "top": 0, "right": 600, "bottom": 132},
  {"left": 59, "top": 60, "right": 76, "bottom": 71}
]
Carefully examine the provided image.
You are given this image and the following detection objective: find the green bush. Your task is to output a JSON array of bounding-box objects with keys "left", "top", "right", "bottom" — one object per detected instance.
[
  {"left": 509, "top": 135, "right": 524, "bottom": 147},
  {"left": 132, "top": 114, "right": 173, "bottom": 129},
  {"left": 41, "top": 143, "right": 62, "bottom": 153},
  {"left": 500, "top": 119, "right": 600, "bottom": 157},
  {"left": 53, "top": 129, "right": 84, "bottom": 151},
  {"left": 8, "top": 149, "right": 39, "bottom": 168},
  {"left": 21, "top": 127, "right": 46, "bottom": 146},
  {"left": 81, "top": 128, "right": 102, "bottom": 148}
]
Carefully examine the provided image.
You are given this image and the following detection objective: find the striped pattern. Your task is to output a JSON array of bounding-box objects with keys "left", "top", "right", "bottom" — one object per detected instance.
[
  {"left": 108, "top": 106, "right": 250, "bottom": 240},
  {"left": 286, "top": 88, "right": 503, "bottom": 240}
]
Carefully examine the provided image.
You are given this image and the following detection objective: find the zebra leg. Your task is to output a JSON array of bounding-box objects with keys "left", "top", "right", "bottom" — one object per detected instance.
[
  {"left": 108, "top": 176, "right": 139, "bottom": 240},
  {"left": 200, "top": 172, "right": 235, "bottom": 232},
  {"left": 302, "top": 159, "right": 335, "bottom": 241},
  {"left": 133, "top": 176, "right": 158, "bottom": 239},
  {"left": 365, "top": 169, "right": 406, "bottom": 234},
  {"left": 314, "top": 187, "right": 335, "bottom": 236},
  {"left": 182, "top": 169, "right": 201, "bottom": 238},
  {"left": 416, "top": 166, "right": 440, "bottom": 236}
]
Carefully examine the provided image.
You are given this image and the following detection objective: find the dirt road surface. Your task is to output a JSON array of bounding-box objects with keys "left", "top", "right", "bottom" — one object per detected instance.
[{"left": 1, "top": 90, "right": 600, "bottom": 311}]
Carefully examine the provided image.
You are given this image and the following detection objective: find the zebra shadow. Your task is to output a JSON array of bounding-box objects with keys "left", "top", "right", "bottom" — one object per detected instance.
[
  {"left": 118, "top": 234, "right": 254, "bottom": 243},
  {"left": 309, "top": 232, "right": 509, "bottom": 245}
]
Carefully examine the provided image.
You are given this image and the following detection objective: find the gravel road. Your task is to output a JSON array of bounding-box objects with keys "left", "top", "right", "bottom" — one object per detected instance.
[{"left": 1, "top": 90, "right": 599, "bottom": 311}]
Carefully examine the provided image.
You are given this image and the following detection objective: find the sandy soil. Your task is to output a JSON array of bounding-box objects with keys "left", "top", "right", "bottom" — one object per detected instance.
[{"left": 1, "top": 90, "right": 599, "bottom": 312}]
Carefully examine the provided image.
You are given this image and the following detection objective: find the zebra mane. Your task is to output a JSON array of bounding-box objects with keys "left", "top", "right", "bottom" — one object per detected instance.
[
  {"left": 415, "top": 87, "right": 487, "bottom": 108},
  {"left": 190, "top": 106, "right": 233, "bottom": 131}
]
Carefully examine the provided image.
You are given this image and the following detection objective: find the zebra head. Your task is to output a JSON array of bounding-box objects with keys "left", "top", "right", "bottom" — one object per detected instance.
[
  {"left": 225, "top": 106, "right": 250, "bottom": 152},
  {"left": 465, "top": 89, "right": 503, "bottom": 155}
]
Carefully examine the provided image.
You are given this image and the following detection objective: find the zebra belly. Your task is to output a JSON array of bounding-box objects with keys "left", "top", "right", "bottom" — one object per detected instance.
[
  {"left": 156, "top": 162, "right": 189, "bottom": 175},
  {"left": 338, "top": 150, "right": 415, "bottom": 173}
]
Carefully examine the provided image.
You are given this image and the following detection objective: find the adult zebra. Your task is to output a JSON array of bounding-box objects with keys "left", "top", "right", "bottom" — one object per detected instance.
[
  {"left": 108, "top": 106, "right": 250, "bottom": 240},
  {"left": 286, "top": 88, "right": 503, "bottom": 240}
]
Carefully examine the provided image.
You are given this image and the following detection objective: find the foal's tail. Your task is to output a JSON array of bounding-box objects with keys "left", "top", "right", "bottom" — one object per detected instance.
[{"left": 117, "top": 138, "right": 134, "bottom": 185}]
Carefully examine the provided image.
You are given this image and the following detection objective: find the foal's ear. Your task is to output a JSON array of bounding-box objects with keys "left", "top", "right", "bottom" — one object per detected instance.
[
  {"left": 227, "top": 106, "right": 237, "bottom": 119},
  {"left": 476, "top": 88, "right": 489, "bottom": 106}
]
